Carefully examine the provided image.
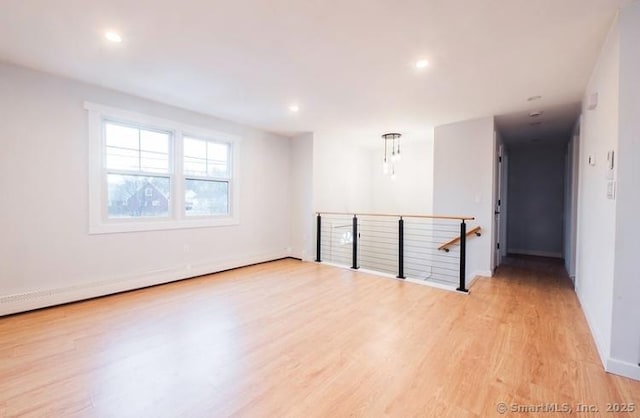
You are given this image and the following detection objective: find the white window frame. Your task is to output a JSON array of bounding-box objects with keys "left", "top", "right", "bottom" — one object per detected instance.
[
  {"left": 182, "top": 135, "right": 232, "bottom": 219},
  {"left": 86, "top": 102, "right": 240, "bottom": 234}
]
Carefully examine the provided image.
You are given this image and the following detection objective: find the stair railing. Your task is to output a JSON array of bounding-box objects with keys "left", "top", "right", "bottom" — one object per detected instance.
[{"left": 315, "top": 212, "right": 479, "bottom": 293}]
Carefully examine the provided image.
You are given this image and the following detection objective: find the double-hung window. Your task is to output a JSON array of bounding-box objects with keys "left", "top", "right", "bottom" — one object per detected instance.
[
  {"left": 105, "top": 122, "right": 172, "bottom": 219},
  {"left": 86, "top": 102, "right": 239, "bottom": 234},
  {"left": 183, "top": 137, "right": 230, "bottom": 217}
]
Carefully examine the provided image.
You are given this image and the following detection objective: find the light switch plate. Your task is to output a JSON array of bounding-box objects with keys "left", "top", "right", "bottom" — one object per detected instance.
[
  {"left": 607, "top": 181, "right": 616, "bottom": 199},
  {"left": 587, "top": 92, "right": 598, "bottom": 110}
]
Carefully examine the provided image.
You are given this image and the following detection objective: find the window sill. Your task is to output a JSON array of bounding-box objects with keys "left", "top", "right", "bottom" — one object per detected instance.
[{"left": 89, "top": 216, "right": 240, "bottom": 235}]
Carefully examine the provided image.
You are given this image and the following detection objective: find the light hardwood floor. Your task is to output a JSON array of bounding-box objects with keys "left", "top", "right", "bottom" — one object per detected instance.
[{"left": 1, "top": 258, "right": 638, "bottom": 417}]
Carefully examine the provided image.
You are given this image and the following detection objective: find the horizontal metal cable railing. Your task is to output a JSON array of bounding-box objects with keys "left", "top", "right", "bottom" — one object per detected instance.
[{"left": 315, "top": 212, "right": 480, "bottom": 292}]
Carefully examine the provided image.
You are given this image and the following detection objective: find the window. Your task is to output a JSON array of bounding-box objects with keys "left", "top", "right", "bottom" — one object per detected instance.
[
  {"left": 183, "top": 137, "right": 230, "bottom": 217},
  {"left": 105, "top": 122, "right": 171, "bottom": 219},
  {"left": 86, "top": 102, "right": 240, "bottom": 234}
]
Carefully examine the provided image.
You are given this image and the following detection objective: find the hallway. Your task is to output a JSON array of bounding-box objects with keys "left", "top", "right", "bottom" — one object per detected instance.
[
  {"left": 477, "top": 255, "right": 639, "bottom": 414},
  {"left": 498, "top": 254, "right": 570, "bottom": 283}
]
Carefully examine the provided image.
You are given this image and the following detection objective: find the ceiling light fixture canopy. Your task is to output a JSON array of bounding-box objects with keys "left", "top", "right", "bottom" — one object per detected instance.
[
  {"left": 381, "top": 133, "right": 402, "bottom": 179},
  {"left": 104, "top": 31, "right": 122, "bottom": 43},
  {"left": 415, "top": 59, "right": 429, "bottom": 69}
]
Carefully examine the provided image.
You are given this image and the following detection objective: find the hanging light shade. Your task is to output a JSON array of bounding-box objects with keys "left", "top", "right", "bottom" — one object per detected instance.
[
  {"left": 381, "top": 133, "right": 402, "bottom": 176},
  {"left": 382, "top": 160, "right": 390, "bottom": 174}
]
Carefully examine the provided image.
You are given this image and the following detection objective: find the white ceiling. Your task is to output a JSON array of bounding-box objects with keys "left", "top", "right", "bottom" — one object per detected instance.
[
  {"left": 495, "top": 102, "right": 582, "bottom": 146},
  {"left": 0, "top": 0, "right": 629, "bottom": 144}
]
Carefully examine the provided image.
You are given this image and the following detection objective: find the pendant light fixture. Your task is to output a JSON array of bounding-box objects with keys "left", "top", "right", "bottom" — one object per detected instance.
[{"left": 382, "top": 133, "right": 401, "bottom": 179}]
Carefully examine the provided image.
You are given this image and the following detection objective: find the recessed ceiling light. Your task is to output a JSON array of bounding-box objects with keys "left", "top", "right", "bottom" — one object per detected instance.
[
  {"left": 529, "top": 110, "right": 544, "bottom": 117},
  {"left": 289, "top": 104, "right": 299, "bottom": 113},
  {"left": 527, "top": 95, "right": 542, "bottom": 102},
  {"left": 105, "top": 31, "right": 122, "bottom": 43},
  {"left": 415, "top": 59, "right": 430, "bottom": 69}
]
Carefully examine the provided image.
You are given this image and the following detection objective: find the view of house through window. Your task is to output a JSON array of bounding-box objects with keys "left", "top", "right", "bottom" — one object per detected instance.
[
  {"left": 107, "top": 174, "right": 171, "bottom": 218},
  {"left": 105, "top": 122, "right": 172, "bottom": 219}
]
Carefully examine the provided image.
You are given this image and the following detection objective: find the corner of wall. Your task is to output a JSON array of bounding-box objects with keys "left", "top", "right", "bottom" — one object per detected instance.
[
  {"left": 289, "top": 132, "right": 315, "bottom": 261},
  {"left": 606, "top": 358, "right": 640, "bottom": 381}
]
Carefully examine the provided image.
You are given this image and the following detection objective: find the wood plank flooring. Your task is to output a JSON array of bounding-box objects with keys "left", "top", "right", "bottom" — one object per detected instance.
[{"left": 1, "top": 258, "right": 639, "bottom": 417}]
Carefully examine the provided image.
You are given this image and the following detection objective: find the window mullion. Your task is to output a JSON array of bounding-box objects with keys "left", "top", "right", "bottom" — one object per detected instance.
[
  {"left": 101, "top": 119, "right": 109, "bottom": 224},
  {"left": 138, "top": 128, "right": 142, "bottom": 172},
  {"left": 205, "top": 141, "right": 209, "bottom": 177},
  {"left": 174, "top": 129, "right": 184, "bottom": 220},
  {"left": 106, "top": 168, "right": 170, "bottom": 177},
  {"left": 184, "top": 175, "right": 229, "bottom": 182}
]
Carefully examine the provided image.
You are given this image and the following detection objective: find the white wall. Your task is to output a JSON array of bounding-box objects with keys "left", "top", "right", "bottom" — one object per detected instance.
[
  {"left": 289, "top": 133, "right": 314, "bottom": 261},
  {"left": 433, "top": 117, "right": 495, "bottom": 281},
  {"left": 312, "top": 131, "right": 373, "bottom": 213},
  {"left": 506, "top": 142, "right": 566, "bottom": 258},
  {"left": 0, "top": 63, "right": 292, "bottom": 314},
  {"left": 575, "top": 16, "right": 619, "bottom": 367},
  {"left": 610, "top": 1, "right": 640, "bottom": 378},
  {"left": 577, "top": 3, "right": 640, "bottom": 381},
  {"left": 369, "top": 138, "right": 434, "bottom": 214},
  {"left": 313, "top": 134, "right": 434, "bottom": 216}
]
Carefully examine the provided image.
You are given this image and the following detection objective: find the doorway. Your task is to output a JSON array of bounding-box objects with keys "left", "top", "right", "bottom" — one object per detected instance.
[
  {"left": 493, "top": 141, "right": 507, "bottom": 271},
  {"left": 563, "top": 127, "right": 580, "bottom": 281},
  {"left": 493, "top": 105, "right": 581, "bottom": 277}
]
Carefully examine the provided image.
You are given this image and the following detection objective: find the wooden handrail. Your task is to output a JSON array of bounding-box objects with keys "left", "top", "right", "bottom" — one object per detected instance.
[
  {"left": 316, "top": 211, "right": 475, "bottom": 221},
  {"left": 438, "top": 226, "right": 482, "bottom": 252}
]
